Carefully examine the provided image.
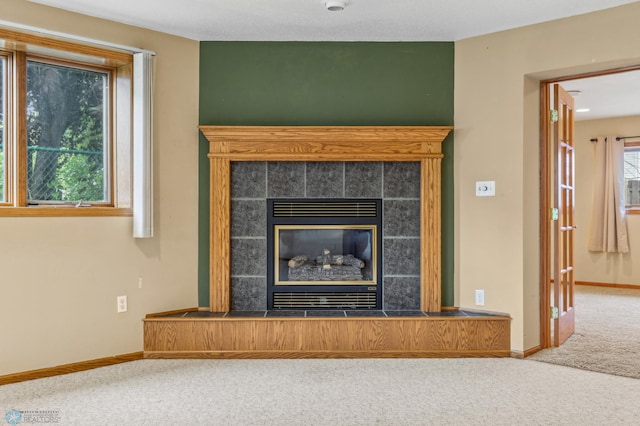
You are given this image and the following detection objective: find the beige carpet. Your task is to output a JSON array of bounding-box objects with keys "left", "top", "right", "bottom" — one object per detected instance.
[
  {"left": 529, "top": 285, "right": 640, "bottom": 379},
  {"left": 2, "top": 358, "right": 640, "bottom": 425}
]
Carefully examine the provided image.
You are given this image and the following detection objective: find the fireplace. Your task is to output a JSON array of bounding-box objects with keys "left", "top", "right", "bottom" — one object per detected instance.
[
  {"left": 199, "top": 125, "right": 452, "bottom": 313},
  {"left": 267, "top": 199, "right": 382, "bottom": 309},
  {"left": 144, "top": 126, "right": 509, "bottom": 359}
]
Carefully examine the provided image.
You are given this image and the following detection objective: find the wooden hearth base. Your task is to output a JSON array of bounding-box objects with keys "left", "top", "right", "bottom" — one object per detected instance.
[{"left": 143, "top": 311, "right": 511, "bottom": 359}]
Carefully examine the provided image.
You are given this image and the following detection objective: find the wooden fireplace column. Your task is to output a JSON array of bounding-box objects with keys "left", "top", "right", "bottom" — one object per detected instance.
[{"left": 199, "top": 126, "right": 453, "bottom": 313}]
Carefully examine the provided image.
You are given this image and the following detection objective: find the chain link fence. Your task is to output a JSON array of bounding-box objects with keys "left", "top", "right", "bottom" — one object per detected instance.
[{"left": 27, "top": 145, "right": 104, "bottom": 202}]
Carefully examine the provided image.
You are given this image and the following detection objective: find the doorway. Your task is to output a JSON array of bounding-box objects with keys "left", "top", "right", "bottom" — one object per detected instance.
[{"left": 539, "top": 65, "right": 640, "bottom": 349}]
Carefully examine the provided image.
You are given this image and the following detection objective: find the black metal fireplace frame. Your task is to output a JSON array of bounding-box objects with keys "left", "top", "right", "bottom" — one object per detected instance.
[{"left": 267, "top": 198, "right": 383, "bottom": 310}]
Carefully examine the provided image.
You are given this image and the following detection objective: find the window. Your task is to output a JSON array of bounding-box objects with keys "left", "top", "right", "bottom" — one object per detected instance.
[
  {"left": 0, "top": 29, "right": 133, "bottom": 216},
  {"left": 625, "top": 141, "right": 640, "bottom": 210},
  {"left": 27, "top": 60, "right": 109, "bottom": 203},
  {"left": 0, "top": 54, "right": 5, "bottom": 203}
]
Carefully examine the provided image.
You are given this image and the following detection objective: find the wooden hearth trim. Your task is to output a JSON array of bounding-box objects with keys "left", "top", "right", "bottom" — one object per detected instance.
[
  {"left": 144, "top": 315, "right": 510, "bottom": 358},
  {"left": 199, "top": 125, "right": 453, "bottom": 312}
]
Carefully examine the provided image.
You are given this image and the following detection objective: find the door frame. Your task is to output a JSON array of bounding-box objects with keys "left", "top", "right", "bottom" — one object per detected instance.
[{"left": 539, "top": 65, "right": 640, "bottom": 349}]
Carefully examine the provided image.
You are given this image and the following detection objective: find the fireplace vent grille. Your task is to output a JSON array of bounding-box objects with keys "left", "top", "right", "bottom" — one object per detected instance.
[
  {"left": 273, "top": 292, "right": 377, "bottom": 309},
  {"left": 273, "top": 201, "right": 377, "bottom": 218}
]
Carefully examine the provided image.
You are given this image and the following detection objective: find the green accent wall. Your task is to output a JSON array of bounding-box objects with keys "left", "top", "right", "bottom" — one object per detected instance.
[{"left": 198, "top": 42, "right": 454, "bottom": 307}]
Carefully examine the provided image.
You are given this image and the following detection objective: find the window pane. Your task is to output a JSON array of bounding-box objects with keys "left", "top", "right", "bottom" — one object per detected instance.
[
  {"left": 26, "top": 61, "right": 108, "bottom": 202},
  {"left": 624, "top": 148, "right": 640, "bottom": 206},
  {"left": 0, "top": 57, "right": 5, "bottom": 202}
]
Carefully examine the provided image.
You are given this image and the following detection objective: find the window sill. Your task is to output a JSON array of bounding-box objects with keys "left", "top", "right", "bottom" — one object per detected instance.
[
  {"left": 0, "top": 207, "right": 133, "bottom": 217},
  {"left": 626, "top": 208, "right": 640, "bottom": 215}
]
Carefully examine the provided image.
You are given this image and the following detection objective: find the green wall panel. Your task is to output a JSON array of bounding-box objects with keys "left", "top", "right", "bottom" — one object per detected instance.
[{"left": 198, "top": 42, "right": 454, "bottom": 307}]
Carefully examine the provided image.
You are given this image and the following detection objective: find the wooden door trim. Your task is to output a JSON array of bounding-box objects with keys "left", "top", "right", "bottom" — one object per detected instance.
[
  {"left": 539, "top": 64, "right": 640, "bottom": 348},
  {"left": 553, "top": 84, "right": 576, "bottom": 346},
  {"left": 539, "top": 80, "right": 552, "bottom": 349}
]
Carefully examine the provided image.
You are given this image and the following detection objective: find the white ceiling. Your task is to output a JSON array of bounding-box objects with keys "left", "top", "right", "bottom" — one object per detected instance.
[
  {"left": 25, "top": 0, "right": 640, "bottom": 121},
  {"left": 561, "top": 70, "right": 640, "bottom": 121},
  {"left": 27, "top": 0, "right": 640, "bottom": 42}
]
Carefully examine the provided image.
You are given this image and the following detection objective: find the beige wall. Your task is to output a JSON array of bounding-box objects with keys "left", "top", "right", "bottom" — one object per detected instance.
[
  {"left": 0, "top": 0, "right": 199, "bottom": 375},
  {"left": 455, "top": 2, "right": 640, "bottom": 352},
  {"left": 575, "top": 116, "right": 640, "bottom": 286}
]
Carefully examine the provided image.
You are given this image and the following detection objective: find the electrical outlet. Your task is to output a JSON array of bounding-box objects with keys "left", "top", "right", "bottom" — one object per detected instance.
[
  {"left": 475, "top": 289, "right": 485, "bottom": 306},
  {"left": 138, "top": 277, "right": 143, "bottom": 289},
  {"left": 117, "top": 295, "right": 128, "bottom": 313}
]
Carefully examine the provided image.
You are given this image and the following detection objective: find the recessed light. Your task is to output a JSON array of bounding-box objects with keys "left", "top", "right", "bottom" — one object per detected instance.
[{"left": 576, "top": 108, "right": 590, "bottom": 113}]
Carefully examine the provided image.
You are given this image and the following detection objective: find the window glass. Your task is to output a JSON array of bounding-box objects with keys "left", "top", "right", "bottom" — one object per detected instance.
[
  {"left": 26, "top": 60, "right": 109, "bottom": 203},
  {"left": 0, "top": 56, "right": 5, "bottom": 202},
  {"left": 624, "top": 145, "right": 640, "bottom": 207}
]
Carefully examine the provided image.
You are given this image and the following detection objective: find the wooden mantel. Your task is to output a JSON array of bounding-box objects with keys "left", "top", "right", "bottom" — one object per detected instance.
[{"left": 199, "top": 125, "right": 453, "bottom": 312}]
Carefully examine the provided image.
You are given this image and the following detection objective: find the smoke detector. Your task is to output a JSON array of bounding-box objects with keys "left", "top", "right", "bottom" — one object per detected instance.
[{"left": 325, "top": 1, "right": 346, "bottom": 11}]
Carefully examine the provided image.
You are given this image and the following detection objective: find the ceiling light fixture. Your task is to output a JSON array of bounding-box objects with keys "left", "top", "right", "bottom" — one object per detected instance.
[
  {"left": 325, "top": 1, "right": 346, "bottom": 11},
  {"left": 576, "top": 108, "right": 590, "bottom": 113}
]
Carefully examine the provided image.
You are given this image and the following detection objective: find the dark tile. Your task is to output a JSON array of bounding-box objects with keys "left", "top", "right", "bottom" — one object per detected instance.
[
  {"left": 383, "top": 200, "right": 420, "bottom": 237},
  {"left": 345, "top": 162, "right": 383, "bottom": 198},
  {"left": 425, "top": 311, "right": 469, "bottom": 317},
  {"left": 460, "top": 310, "right": 509, "bottom": 318},
  {"left": 384, "top": 238, "right": 420, "bottom": 276},
  {"left": 182, "top": 311, "right": 227, "bottom": 318},
  {"left": 231, "top": 200, "right": 266, "bottom": 238},
  {"left": 384, "top": 162, "right": 421, "bottom": 198},
  {"left": 161, "top": 311, "right": 194, "bottom": 318},
  {"left": 384, "top": 310, "right": 427, "bottom": 317},
  {"left": 231, "top": 162, "right": 266, "bottom": 199},
  {"left": 231, "top": 238, "right": 267, "bottom": 276},
  {"left": 266, "top": 310, "right": 306, "bottom": 318},
  {"left": 383, "top": 276, "right": 421, "bottom": 310},
  {"left": 345, "top": 310, "right": 387, "bottom": 317},
  {"left": 305, "top": 310, "right": 347, "bottom": 317},
  {"left": 267, "top": 162, "right": 306, "bottom": 198},
  {"left": 226, "top": 311, "right": 267, "bottom": 318},
  {"left": 306, "top": 162, "right": 344, "bottom": 198},
  {"left": 231, "top": 277, "right": 267, "bottom": 311}
]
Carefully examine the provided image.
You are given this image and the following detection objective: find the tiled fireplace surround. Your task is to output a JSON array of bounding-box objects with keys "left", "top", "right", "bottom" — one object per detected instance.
[
  {"left": 201, "top": 126, "right": 453, "bottom": 314},
  {"left": 231, "top": 161, "right": 422, "bottom": 311}
]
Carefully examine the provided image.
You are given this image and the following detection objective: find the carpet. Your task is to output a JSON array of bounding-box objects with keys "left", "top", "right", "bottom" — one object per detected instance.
[
  {"left": 2, "top": 358, "right": 640, "bottom": 425},
  {"left": 529, "top": 285, "right": 640, "bottom": 379}
]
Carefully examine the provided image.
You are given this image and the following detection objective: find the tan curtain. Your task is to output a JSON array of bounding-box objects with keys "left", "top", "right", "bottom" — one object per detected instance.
[{"left": 588, "top": 136, "right": 629, "bottom": 253}]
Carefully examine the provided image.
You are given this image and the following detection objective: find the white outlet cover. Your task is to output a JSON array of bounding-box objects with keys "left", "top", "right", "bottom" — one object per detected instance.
[
  {"left": 475, "top": 181, "right": 495, "bottom": 197},
  {"left": 475, "top": 289, "right": 485, "bottom": 306},
  {"left": 117, "top": 295, "right": 128, "bottom": 313}
]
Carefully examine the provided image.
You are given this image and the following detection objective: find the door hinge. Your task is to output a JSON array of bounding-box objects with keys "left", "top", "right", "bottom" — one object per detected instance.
[
  {"left": 550, "top": 109, "right": 559, "bottom": 122},
  {"left": 551, "top": 207, "right": 559, "bottom": 221},
  {"left": 550, "top": 306, "right": 559, "bottom": 319}
]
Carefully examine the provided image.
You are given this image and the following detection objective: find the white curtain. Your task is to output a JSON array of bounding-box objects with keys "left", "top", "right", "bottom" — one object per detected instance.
[
  {"left": 133, "top": 52, "right": 154, "bottom": 238},
  {"left": 588, "top": 136, "right": 629, "bottom": 253}
]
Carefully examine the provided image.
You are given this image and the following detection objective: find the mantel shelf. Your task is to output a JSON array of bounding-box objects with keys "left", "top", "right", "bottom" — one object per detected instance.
[{"left": 200, "top": 125, "right": 452, "bottom": 161}]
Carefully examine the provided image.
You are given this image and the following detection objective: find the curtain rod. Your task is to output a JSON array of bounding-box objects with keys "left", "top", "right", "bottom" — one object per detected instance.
[
  {"left": 0, "top": 19, "right": 156, "bottom": 56},
  {"left": 590, "top": 136, "right": 640, "bottom": 142}
]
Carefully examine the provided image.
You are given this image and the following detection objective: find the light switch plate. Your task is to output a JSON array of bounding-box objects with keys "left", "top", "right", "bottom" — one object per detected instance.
[{"left": 475, "top": 181, "right": 496, "bottom": 197}]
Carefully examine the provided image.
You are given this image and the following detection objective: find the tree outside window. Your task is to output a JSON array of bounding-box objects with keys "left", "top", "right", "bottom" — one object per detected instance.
[{"left": 26, "top": 60, "right": 109, "bottom": 203}]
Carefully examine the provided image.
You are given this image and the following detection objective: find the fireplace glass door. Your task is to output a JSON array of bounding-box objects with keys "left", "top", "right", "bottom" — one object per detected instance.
[
  {"left": 275, "top": 225, "right": 376, "bottom": 285},
  {"left": 267, "top": 199, "right": 382, "bottom": 310}
]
